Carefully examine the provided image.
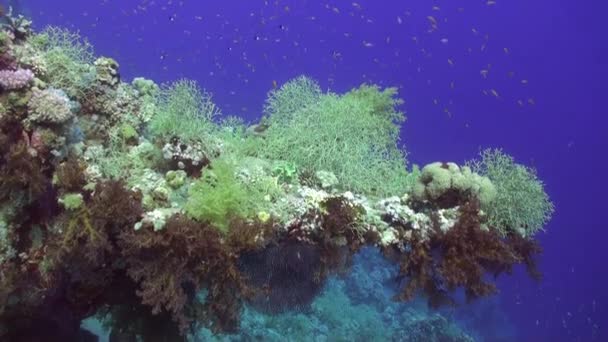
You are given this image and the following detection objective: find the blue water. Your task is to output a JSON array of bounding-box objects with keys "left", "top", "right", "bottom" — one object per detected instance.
[{"left": 9, "top": 0, "right": 608, "bottom": 340}]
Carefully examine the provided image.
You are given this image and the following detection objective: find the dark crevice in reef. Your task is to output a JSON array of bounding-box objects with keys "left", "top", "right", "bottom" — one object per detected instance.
[{"left": 239, "top": 242, "right": 325, "bottom": 314}]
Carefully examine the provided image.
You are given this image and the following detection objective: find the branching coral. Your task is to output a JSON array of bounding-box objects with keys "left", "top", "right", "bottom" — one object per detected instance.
[
  {"left": 0, "top": 7, "right": 33, "bottom": 41},
  {"left": 0, "top": 68, "right": 34, "bottom": 90},
  {"left": 26, "top": 88, "right": 74, "bottom": 127}
]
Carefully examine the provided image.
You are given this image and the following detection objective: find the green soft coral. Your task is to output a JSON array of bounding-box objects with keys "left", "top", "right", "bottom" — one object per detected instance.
[
  {"left": 149, "top": 79, "right": 220, "bottom": 143},
  {"left": 468, "top": 148, "right": 554, "bottom": 237},
  {"left": 271, "top": 160, "right": 298, "bottom": 184},
  {"left": 254, "top": 79, "right": 410, "bottom": 197},
  {"left": 59, "top": 193, "right": 84, "bottom": 210},
  {"left": 185, "top": 158, "right": 253, "bottom": 232},
  {"left": 30, "top": 26, "right": 95, "bottom": 99}
]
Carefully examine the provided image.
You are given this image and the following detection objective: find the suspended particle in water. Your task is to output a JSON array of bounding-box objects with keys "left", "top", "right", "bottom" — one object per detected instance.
[{"left": 427, "top": 16, "right": 438, "bottom": 31}]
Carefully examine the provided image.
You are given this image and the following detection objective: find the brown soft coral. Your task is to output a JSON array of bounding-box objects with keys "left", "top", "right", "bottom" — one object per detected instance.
[
  {"left": 226, "top": 217, "right": 276, "bottom": 252},
  {"left": 39, "top": 180, "right": 144, "bottom": 317},
  {"left": 437, "top": 202, "right": 519, "bottom": 300},
  {"left": 54, "top": 157, "right": 87, "bottom": 192},
  {"left": 88, "top": 180, "right": 143, "bottom": 232},
  {"left": 56, "top": 180, "right": 142, "bottom": 264},
  {"left": 0, "top": 141, "right": 48, "bottom": 201},
  {"left": 392, "top": 201, "right": 542, "bottom": 307},
  {"left": 118, "top": 214, "right": 246, "bottom": 333}
]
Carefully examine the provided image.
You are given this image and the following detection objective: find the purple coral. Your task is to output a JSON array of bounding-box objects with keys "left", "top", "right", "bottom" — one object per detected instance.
[{"left": 0, "top": 68, "right": 34, "bottom": 90}]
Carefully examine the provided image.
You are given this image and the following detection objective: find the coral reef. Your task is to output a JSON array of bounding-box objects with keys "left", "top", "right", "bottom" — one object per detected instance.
[{"left": 0, "top": 13, "right": 553, "bottom": 341}]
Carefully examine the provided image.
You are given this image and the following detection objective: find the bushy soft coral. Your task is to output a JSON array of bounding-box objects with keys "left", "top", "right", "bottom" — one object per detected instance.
[
  {"left": 468, "top": 148, "right": 554, "bottom": 237},
  {"left": 239, "top": 242, "right": 325, "bottom": 314},
  {"left": 53, "top": 157, "right": 87, "bottom": 192},
  {"left": 391, "top": 201, "right": 541, "bottom": 307},
  {"left": 55, "top": 180, "right": 140, "bottom": 266},
  {"left": 118, "top": 214, "right": 246, "bottom": 333},
  {"left": 254, "top": 79, "right": 410, "bottom": 196},
  {"left": 87, "top": 180, "right": 143, "bottom": 234},
  {"left": 185, "top": 158, "right": 255, "bottom": 232},
  {"left": 29, "top": 26, "right": 95, "bottom": 98},
  {"left": 0, "top": 141, "right": 48, "bottom": 202},
  {"left": 263, "top": 75, "right": 322, "bottom": 126},
  {"left": 149, "top": 79, "right": 220, "bottom": 143}
]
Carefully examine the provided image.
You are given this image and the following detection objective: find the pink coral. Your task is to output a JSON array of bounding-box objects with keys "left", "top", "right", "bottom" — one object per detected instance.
[{"left": 0, "top": 68, "right": 34, "bottom": 90}]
